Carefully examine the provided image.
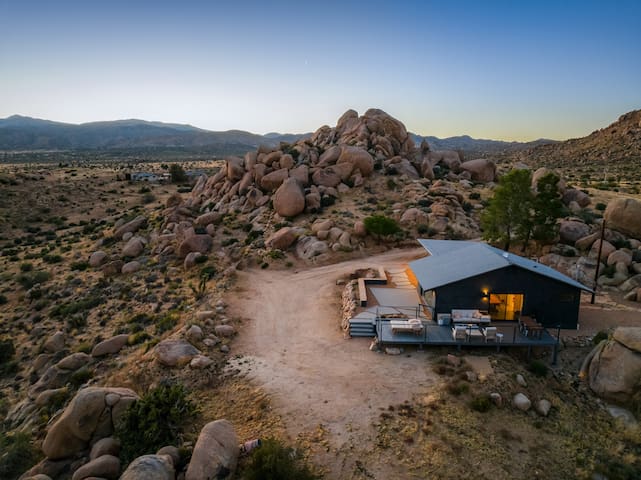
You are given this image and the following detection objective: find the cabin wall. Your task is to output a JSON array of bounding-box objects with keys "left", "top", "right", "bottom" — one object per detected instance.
[{"left": 433, "top": 266, "right": 580, "bottom": 329}]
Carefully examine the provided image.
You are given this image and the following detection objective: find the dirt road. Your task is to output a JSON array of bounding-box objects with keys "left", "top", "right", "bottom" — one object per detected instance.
[{"left": 227, "top": 248, "right": 438, "bottom": 478}]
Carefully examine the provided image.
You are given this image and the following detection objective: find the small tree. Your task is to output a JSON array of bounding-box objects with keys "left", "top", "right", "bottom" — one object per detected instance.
[
  {"left": 363, "top": 215, "right": 401, "bottom": 243},
  {"left": 169, "top": 164, "right": 187, "bottom": 183},
  {"left": 531, "top": 172, "right": 564, "bottom": 245},
  {"left": 481, "top": 169, "right": 532, "bottom": 251}
]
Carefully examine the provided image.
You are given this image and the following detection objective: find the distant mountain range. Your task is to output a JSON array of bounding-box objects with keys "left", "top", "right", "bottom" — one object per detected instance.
[{"left": 0, "top": 114, "right": 555, "bottom": 156}]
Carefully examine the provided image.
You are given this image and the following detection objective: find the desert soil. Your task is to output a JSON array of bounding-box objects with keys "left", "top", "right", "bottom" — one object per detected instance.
[{"left": 227, "top": 247, "right": 437, "bottom": 479}]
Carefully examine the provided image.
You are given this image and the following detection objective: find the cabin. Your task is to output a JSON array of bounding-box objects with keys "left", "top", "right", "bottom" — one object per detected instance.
[{"left": 409, "top": 240, "right": 592, "bottom": 329}]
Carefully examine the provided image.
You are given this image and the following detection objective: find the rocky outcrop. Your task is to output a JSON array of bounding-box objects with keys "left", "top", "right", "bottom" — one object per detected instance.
[
  {"left": 42, "top": 387, "right": 138, "bottom": 460},
  {"left": 559, "top": 220, "right": 590, "bottom": 245},
  {"left": 587, "top": 327, "right": 641, "bottom": 404},
  {"left": 459, "top": 159, "right": 496, "bottom": 182}
]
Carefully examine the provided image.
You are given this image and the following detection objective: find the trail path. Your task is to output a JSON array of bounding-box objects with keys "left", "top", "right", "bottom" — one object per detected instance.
[{"left": 227, "top": 247, "right": 438, "bottom": 478}]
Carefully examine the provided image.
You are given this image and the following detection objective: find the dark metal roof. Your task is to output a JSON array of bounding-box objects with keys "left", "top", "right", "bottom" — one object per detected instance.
[{"left": 410, "top": 239, "right": 593, "bottom": 292}]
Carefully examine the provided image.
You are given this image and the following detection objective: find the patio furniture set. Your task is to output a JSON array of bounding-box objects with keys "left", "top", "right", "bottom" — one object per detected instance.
[{"left": 451, "top": 324, "right": 500, "bottom": 343}]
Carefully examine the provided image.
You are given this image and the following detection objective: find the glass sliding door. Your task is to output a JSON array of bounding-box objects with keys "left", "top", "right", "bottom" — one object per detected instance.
[{"left": 489, "top": 293, "right": 523, "bottom": 321}]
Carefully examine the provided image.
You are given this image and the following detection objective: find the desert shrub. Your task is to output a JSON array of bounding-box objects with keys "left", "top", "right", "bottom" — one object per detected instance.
[
  {"left": 141, "top": 192, "right": 156, "bottom": 204},
  {"left": 200, "top": 265, "right": 217, "bottom": 281},
  {"left": 593, "top": 453, "right": 641, "bottom": 480},
  {"left": 469, "top": 192, "right": 481, "bottom": 200},
  {"left": 69, "top": 366, "right": 93, "bottom": 387},
  {"left": 363, "top": 215, "right": 401, "bottom": 239},
  {"left": 267, "top": 250, "right": 285, "bottom": 260},
  {"left": 138, "top": 186, "right": 151, "bottom": 194},
  {"left": 115, "top": 382, "right": 196, "bottom": 464},
  {"left": 446, "top": 381, "right": 470, "bottom": 396},
  {"left": 17, "top": 270, "right": 51, "bottom": 289},
  {"left": 222, "top": 238, "right": 238, "bottom": 247},
  {"left": 417, "top": 224, "right": 429, "bottom": 235},
  {"left": 0, "top": 338, "right": 16, "bottom": 368},
  {"left": 0, "top": 294, "right": 7, "bottom": 305},
  {"left": 42, "top": 254, "right": 63, "bottom": 264},
  {"left": 469, "top": 394, "right": 492, "bottom": 413},
  {"left": 0, "top": 431, "right": 42, "bottom": 480},
  {"left": 527, "top": 360, "right": 549, "bottom": 377},
  {"left": 19, "top": 262, "right": 33, "bottom": 272},
  {"left": 50, "top": 295, "right": 102, "bottom": 317},
  {"left": 70, "top": 261, "right": 89, "bottom": 271},
  {"left": 592, "top": 330, "right": 609, "bottom": 345},
  {"left": 612, "top": 238, "right": 632, "bottom": 250},
  {"left": 242, "top": 438, "right": 319, "bottom": 480},
  {"left": 595, "top": 202, "right": 607, "bottom": 211},
  {"left": 127, "top": 331, "right": 151, "bottom": 346},
  {"left": 155, "top": 311, "right": 180, "bottom": 335},
  {"left": 601, "top": 264, "right": 616, "bottom": 278}
]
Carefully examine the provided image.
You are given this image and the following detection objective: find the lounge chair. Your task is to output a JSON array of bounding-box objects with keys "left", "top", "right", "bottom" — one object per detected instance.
[
  {"left": 483, "top": 326, "right": 497, "bottom": 342},
  {"left": 452, "top": 325, "right": 467, "bottom": 341},
  {"left": 390, "top": 319, "right": 423, "bottom": 335}
]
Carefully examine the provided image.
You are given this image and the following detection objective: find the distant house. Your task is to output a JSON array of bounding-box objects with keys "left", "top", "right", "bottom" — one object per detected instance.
[
  {"left": 409, "top": 240, "right": 592, "bottom": 329},
  {"left": 185, "top": 170, "right": 206, "bottom": 182},
  {"left": 130, "top": 172, "right": 161, "bottom": 183}
]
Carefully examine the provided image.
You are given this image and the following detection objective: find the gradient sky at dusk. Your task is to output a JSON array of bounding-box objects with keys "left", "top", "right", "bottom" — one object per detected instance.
[{"left": 1, "top": 0, "right": 640, "bottom": 140}]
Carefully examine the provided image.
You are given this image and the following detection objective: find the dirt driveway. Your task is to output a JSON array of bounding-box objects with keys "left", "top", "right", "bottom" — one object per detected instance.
[{"left": 227, "top": 248, "right": 438, "bottom": 478}]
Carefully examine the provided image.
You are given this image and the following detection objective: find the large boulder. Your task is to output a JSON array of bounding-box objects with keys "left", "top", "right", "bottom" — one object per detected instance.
[
  {"left": 185, "top": 420, "right": 239, "bottom": 480},
  {"left": 604, "top": 197, "right": 641, "bottom": 239},
  {"left": 295, "top": 236, "right": 328, "bottom": 260},
  {"left": 114, "top": 216, "right": 147, "bottom": 240},
  {"left": 120, "top": 454, "right": 175, "bottom": 480},
  {"left": 89, "top": 251, "right": 108, "bottom": 267},
  {"left": 177, "top": 234, "right": 213, "bottom": 259},
  {"left": 459, "top": 159, "right": 496, "bottom": 182},
  {"left": 336, "top": 146, "right": 374, "bottom": 177},
  {"left": 311, "top": 167, "right": 342, "bottom": 188},
  {"left": 42, "top": 387, "right": 138, "bottom": 460},
  {"left": 155, "top": 339, "right": 201, "bottom": 367},
  {"left": 71, "top": 454, "right": 120, "bottom": 480},
  {"left": 559, "top": 220, "right": 590, "bottom": 245},
  {"left": 91, "top": 334, "right": 129, "bottom": 357},
  {"left": 588, "top": 327, "right": 641, "bottom": 404},
  {"left": 562, "top": 188, "right": 591, "bottom": 208},
  {"left": 273, "top": 178, "right": 305, "bottom": 218},
  {"left": 122, "top": 237, "right": 145, "bottom": 258},
  {"left": 265, "top": 227, "right": 298, "bottom": 250},
  {"left": 195, "top": 212, "right": 223, "bottom": 227},
  {"left": 226, "top": 157, "right": 245, "bottom": 181},
  {"left": 260, "top": 168, "right": 289, "bottom": 191}
]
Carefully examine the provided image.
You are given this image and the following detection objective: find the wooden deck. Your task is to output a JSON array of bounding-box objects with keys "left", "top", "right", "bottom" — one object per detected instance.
[{"left": 377, "top": 320, "right": 558, "bottom": 352}]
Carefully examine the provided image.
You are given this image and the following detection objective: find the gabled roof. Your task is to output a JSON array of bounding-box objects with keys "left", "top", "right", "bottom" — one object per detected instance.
[{"left": 409, "top": 239, "right": 592, "bottom": 292}]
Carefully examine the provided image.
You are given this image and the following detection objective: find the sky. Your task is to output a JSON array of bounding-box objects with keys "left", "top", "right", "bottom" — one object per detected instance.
[{"left": 1, "top": 0, "right": 640, "bottom": 141}]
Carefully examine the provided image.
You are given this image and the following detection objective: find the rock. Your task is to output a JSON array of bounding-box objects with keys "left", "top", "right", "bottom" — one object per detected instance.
[
  {"left": 607, "top": 249, "right": 632, "bottom": 267},
  {"left": 273, "top": 178, "right": 305, "bottom": 218},
  {"left": 101, "top": 260, "right": 124, "bottom": 277},
  {"left": 513, "top": 393, "right": 531, "bottom": 411},
  {"left": 183, "top": 252, "right": 203, "bottom": 270},
  {"left": 619, "top": 274, "right": 641, "bottom": 292},
  {"left": 295, "top": 236, "right": 328, "bottom": 259},
  {"left": 589, "top": 333, "right": 641, "bottom": 404},
  {"left": 226, "top": 157, "right": 245, "bottom": 181},
  {"left": 190, "top": 355, "right": 214, "bottom": 369},
  {"left": 535, "top": 399, "right": 552, "bottom": 417},
  {"left": 604, "top": 197, "right": 641, "bottom": 239},
  {"left": 186, "top": 325, "right": 204, "bottom": 343},
  {"left": 122, "top": 237, "right": 145, "bottom": 258},
  {"left": 91, "top": 334, "right": 129, "bottom": 357},
  {"left": 121, "top": 261, "right": 142, "bottom": 274},
  {"left": 290, "top": 165, "right": 309, "bottom": 186},
  {"left": 612, "top": 327, "right": 641, "bottom": 352},
  {"left": 311, "top": 219, "right": 334, "bottom": 234},
  {"left": 385, "top": 347, "right": 401, "bottom": 355},
  {"left": 312, "top": 167, "right": 342, "bottom": 188},
  {"left": 265, "top": 227, "right": 298, "bottom": 250},
  {"left": 114, "top": 216, "right": 147, "bottom": 240},
  {"left": 35, "top": 387, "right": 69, "bottom": 407},
  {"left": 196, "top": 310, "right": 216, "bottom": 321},
  {"left": 185, "top": 419, "right": 239, "bottom": 480},
  {"left": 20, "top": 458, "right": 72, "bottom": 480},
  {"left": 123, "top": 231, "right": 133, "bottom": 241},
  {"left": 156, "top": 446, "right": 181, "bottom": 467},
  {"left": 459, "top": 159, "right": 496, "bottom": 182},
  {"left": 465, "top": 371, "right": 478, "bottom": 382},
  {"left": 214, "top": 325, "right": 235, "bottom": 337},
  {"left": 305, "top": 192, "right": 321, "bottom": 212},
  {"left": 90, "top": 437, "right": 120, "bottom": 460},
  {"left": 120, "top": 454, "right": 175, "bottom": 480},
  {"left": 623, "top": 289, "right": 638, "bottom": 301},
  {"left": 89, "top": 251, "right": 108, "bottom": 267},
  {"left": 446, "top": 354, "right": 461, "bottom": 366},
  {"left": 337, "top": 146, "right": 374, "bottom": 176},
  {"left": 42, "top": 387, "right": 138, "bottom": 460},
  {"left": 57, "top": 353, "right": 91, "bottom": 371},
  {"left": 177, "top": 234, "right": 213, "bottom": 258},
  {"left": 165, "top": 193, "right": 183, "bottom": 208},
  {"left": 516, "top": 374, "right": 527, "bottom": 387},
  {"left": 318, "top": 145, "right": 342, "bottom": 166},
  {"left": 220, "top": 344, "right": 230, "bottom": 353},
  {"left": 44, "top": 331, "right": 65, "bottom": 353},
  {"left": 353, "top": 220, "right": 367, "bottom": 237},
  {"left": 532, "top": 167, "right": 565, "bottom": 193},
  {"left": 155, "top": 339, "right": 201, "bottom": 367},
  {"left": 400, "top": 207, "right": 429, "bottom": 225},
  {"left": 71, "top": 454, "right": 120, "bottom": 480},
  {"left": 490, "top": 392, "right": 503, "bottom": 407},
  {"left": 22, "top": 475, "right": 54, "bottom": 480},
  {"left": 559, "top": 220, "right": 590, "bottom": 245},
  {"left": 260, "top": 168, "right": 289, "bottom": 191},
  {"left": 562, "top": 188, "right": 591, "bottom": 207},
  {"left": 590, "top": 239, "right": 615, "bottom": 262},
  {"left": 195, "top": 211, "right": 223, "bottom": 227}
]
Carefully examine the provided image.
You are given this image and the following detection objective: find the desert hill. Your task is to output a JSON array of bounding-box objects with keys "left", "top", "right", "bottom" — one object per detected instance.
[{"left": 516, "top": 109, "right": 641, "bottom": 169}]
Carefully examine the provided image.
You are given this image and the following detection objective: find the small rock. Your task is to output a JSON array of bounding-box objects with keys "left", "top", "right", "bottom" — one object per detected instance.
[
  {"left": 186, "top": 325, "right": 204, "bottom": 343},
  {"left": 89, "top": 251, "right": 108, "bottom": 267},
  {"left": 43, "top": 331, "right": 65, "bottom": 353},
  {"left": 536, "top": 399, "right": 552, "bottom": 417},
  {"left": 183, "top": 252, "right": 203, "bottom": 270},
  {"left": 220, "top": 345, "right": 230, "bottom": 353},
  {"left": 446, "top": 354, "right": 461, "bottom": 366},
  {"left": 121, "top": 260, "right": 142, "bottom": 274},
  {"left": 516, "top": 373, "right": 527, "bottom": 387},
  {"left": 190, "top": 355, "right": 214, "bottom": 369},
  {"left": 155, "top": 339, "right": 201, "bottom": 367},
  {"left": 385, "top": 347, "right": 401, "bottom": 355},
  {"left": 196, "top": 310, "right": 216, "bottom": 321},
  {"left": 513, "top": 393, "right": 531, "bottom": 411},
  {"left": 465, "top": 371, "right": 478, "bottom": 382},
  {"left": 203, "top": 337, "right": 220, "bottom": 347},
  {"left": 214, "top": 325, "right": 235, "bottom": 337},
  {"left": 490, "top": 392, "right": 502, "bottom": 407},
  {"left": 91, "top": 334, "right": 129, "bottom": 357}
]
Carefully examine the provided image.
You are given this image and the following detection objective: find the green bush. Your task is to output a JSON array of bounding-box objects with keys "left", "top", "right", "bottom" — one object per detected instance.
[
  {"left": 595, "top": 202, "right": 607, "bottom": 211},
  {"left": 17, "top": 270, "right": 51, "bottom": 289},
  {"left": 527, "top": 360, "right": 549, "bottom": 377},
  {"left": 0, "top": 431, "right": 42, "bottom": 480},
  {"left": 363, "top": 215, "right": 401, "bottom": 239},
  {"left": 42, "top": 254, "right": 63, "bottom": 264},
  {"left": 70, "top": 261, "right": 89, "bottom": 271},
  {"left": 446, "top": 381, "right": 470, "bottom": 396},
  {"left": 69, "top": 366, "right": 93, "bottom": 387},
  {"left": 0, "top": 338, "right": 15, "bottom": 365},
  {"left": 592, "top": 330, "right": 609, "bottom": 345},
  {"left": 243, "top": 438, "right": 319, "bottom": 480},
  {"left": 19, "top": 262, "right": 33, "bottom": 272},
  {"left": 0, "top": 294, "right": 7, "bottom": 305},
  {"left": 115, "top": 382, "right": 196, "bottom": 464},
  {"left": 469, "top": 394, "right": 492, "bottom": 412},
  {"left": 155, "top": 311, "right": 180, "bottom": 335},
  {"left": 50, "top": 295, "right": 102, "bottom": 317}
]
